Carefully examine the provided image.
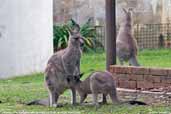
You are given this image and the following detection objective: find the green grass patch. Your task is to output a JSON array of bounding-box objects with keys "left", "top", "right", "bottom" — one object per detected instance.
[{"left": 0, "top": 49, "right": 171, "bottom": 113}]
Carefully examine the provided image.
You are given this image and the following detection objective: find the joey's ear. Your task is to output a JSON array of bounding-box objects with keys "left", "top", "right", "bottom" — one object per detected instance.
[{"left": 122, "top": 8, "right": 127, "bottom": 14}]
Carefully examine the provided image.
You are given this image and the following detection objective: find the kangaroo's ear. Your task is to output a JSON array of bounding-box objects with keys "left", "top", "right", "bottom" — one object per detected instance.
[
  {"left": 122, "top": 8, "right": 128, "bottom": 14},
  {"left": 79, "top": 73, "right": 84, "bottom": 78},
  {"left": 66, "top": 77, "right": 70, "bottom": 83},
  {"left": 68, "top": 28, "right": 72, "bottom": 36},
  {"left": 66, "top": 76, "right": 73, "bottom": 83},
  {"left": 68, "top": 24, "right": 80, "bottom": 36},
  {"left": 128, "top": 8, "right": 133, "bottom": 12},
  {"left": 127, "top": 8, "right": 133, "bottom": 17},
  {"left": 72, "top": 24, "right": 80, "bottom": 34}
]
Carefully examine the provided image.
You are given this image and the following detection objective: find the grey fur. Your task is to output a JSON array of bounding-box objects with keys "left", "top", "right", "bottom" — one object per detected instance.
[
  {"left": 27, "top": 71, "right": 147, "bottom": 106},
  {"left": 74, "top": 71, "right": 118, "bottom": 106},
  {"left": 45, "top": 25, "right": 84, "bottom": 107},
  {"left": 116, "top": 8, "right": 140, "bottom": 66},
  {"left": 27, "top": 25, "right": 84, "bottom": 107},
  {"left": 73, "top": 71, "right": 147, "bottom": 107}
]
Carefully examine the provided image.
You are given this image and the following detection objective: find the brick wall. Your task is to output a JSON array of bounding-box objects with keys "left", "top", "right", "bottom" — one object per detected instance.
[{"left": 110, "top": 65, "right": 171, "bottom": 90}]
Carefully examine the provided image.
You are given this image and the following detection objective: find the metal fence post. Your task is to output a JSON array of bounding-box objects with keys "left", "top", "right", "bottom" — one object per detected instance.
[{"left": 105, "top": 0, "right": 116, "bottom": 71}]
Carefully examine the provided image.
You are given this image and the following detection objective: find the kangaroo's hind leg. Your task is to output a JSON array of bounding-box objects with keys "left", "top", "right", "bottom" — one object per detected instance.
[
  {"left": 80, "top": 94, "right": 87, "bottom": 104},
  {"left": 45, "top": 74, "right": 62, "bottom": 107},
  {"left": 102, "top": 94, "right": 107, "bottom": 103},
  {"left": 109, "top": 86, "right": 118, "bottom": 104},
  {"left": 49, "top": 89, "right": 60, "bottom": 107},
  {"left": 99, "top": 94, "right": 107, "bottom": 104},
  {"left": 92, "top": 93, "right": 99, "bottom": 107},
  {"left": 129, "top": 55, "right": 140, "bottom": 66}
]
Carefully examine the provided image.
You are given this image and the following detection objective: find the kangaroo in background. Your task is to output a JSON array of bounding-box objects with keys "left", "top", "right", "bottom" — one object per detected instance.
[
  {"left": 27, "top": 24, "right": 84, "bottom": 107},
  {"left": 116, "top": 8, "right": 140, "bottom": 66},
  {"left": 72, "top": 71, "right": 146, "bottom": 107}
]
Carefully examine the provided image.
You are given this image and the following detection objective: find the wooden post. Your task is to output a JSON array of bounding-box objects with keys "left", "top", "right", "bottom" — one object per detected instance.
[{"left": 105, "top": 0, "right": 116, "bottom": 71}]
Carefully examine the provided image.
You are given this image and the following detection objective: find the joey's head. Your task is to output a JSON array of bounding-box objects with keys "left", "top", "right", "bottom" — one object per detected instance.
[
  {"left": 67, "top": 73, "right": 84, "bottom": 86},
  {"left": 68, "top": 24, "right": 84, "bottom": 49}
]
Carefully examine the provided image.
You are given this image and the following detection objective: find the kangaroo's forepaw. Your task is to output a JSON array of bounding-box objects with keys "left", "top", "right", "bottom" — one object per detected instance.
[
  {"left": 99, "top": 101, "right": 107, "bottom": 105},
  {"left": 72, "top": 102, "right": 79, "bottom": 106},
  {"left": 51, "top": 104, "right": 63, "bottom": 108}
]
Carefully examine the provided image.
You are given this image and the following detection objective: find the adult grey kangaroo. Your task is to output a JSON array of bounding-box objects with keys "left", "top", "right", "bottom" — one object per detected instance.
[
  {"left": 116, "top": 8, "right": 140, "bottom": 66},
  {"left": 27, "top": 24, "right": 84, "bottom": 107},
  {"left": 73, "top": 71, "right": 146, "bottom": 106}
]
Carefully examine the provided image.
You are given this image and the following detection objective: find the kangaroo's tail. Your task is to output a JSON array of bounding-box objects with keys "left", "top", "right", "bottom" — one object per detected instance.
[
  {"left": 129, "top": 55, "right": 140, "bottom": 66},
  {"left": 122, "top": 100, "right": 147, "bottom": 105},
  {"left": 26, "top": 98, "right": 49, "bottom": 106}
]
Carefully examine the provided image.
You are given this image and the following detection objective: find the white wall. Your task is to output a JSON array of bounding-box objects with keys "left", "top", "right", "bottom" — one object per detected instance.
[{"left": 0, "top": 0, "right": 53, "bottom": 78}]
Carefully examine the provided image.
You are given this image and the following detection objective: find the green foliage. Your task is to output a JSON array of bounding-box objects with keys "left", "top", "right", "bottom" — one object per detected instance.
[
  {"left": 53, "top": 25, "right": 69, "bottom": 51},
  {"left": 80, "top": 19, "right": 97, "bottom": 52},
  {"left": 53, "top": 19, "right": 98, "bottom": 52}
]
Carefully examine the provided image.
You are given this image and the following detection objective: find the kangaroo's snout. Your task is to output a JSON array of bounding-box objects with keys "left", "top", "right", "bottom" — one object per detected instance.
[{"left": 80, "top": 38, "right": 84, "bottom": 47}]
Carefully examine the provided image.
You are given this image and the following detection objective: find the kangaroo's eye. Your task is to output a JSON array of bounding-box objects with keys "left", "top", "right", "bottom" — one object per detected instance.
[
  {"left": 74, "top": 76, "right": 76, "bottom": 79},
  {"left": 75, "top": 37, "right": 79, "bottom": 40}
]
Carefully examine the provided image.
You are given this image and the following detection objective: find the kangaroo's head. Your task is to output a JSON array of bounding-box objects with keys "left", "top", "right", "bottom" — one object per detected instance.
[
  {"left": 67, "top": 73, "right": 84, "bottom": 85},
  {"left": 68, "top": 24, "right": 84, "bottom": 49},
  {"left": 122, "top": 8, "right": 133, "bottom": 26}
]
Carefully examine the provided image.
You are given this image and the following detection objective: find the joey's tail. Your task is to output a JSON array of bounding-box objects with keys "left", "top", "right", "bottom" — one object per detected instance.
[{"left": 26, "top": 98, "right": 49, "bottom": 106}]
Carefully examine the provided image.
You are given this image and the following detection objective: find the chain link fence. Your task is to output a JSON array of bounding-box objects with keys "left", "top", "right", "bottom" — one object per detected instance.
[
  {"left": 95, "top": 23, "right": 171, "bottom": 50},
  {"left": 94, "top": 26, "right": 105, "bottom": 51},
  {"left": 135, "top": 23, "right": 171, "bottom": 49}
]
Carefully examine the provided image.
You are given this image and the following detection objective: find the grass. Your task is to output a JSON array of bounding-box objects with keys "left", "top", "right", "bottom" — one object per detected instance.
[{"left": 0, "top": 49, "right": 171, "bottom": 113}]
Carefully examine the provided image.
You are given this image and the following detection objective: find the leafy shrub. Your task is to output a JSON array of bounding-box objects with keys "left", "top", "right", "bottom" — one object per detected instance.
[
  {"left": 53, "top": 19, "right": 98, "bottom": 52},
  {"left": 53, "top": 25, "right": 69, "bottom": 51}
]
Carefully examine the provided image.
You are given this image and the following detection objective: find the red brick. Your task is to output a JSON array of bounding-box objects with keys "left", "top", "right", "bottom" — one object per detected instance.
[
  {"left": 129, "top": 81, "right": 137, "bottom": 89},
  {"left": 161, "top": 76, "right": 171, "bottom": 84},
  {"left": 137, "top": 81, "right": 143, "bottom": 89},
  {"left": 152, "top": 76, "right": 161, "bottom": 83},
  {"left": 111, "top": 66, "right": 133, "bottom": 74},
  {"left": 114, "top": 80, "right": 119, "bottom": 87},
  {"left": 144, "top": 75, "right": 161, "bottom": 83},
  {"left": 129, "top": 74, "right": 144, "bottom": 81},
  {"left": 111, "top": 73, "right": 118, "bottom": 80},
  {"left": 115, "top": 66, "right": 127, "bottom": 74},
  {"left": 132, "top": 67, "right": 149, "bottom": 75},
  {"left": 144, "top": 75, "right": 154, "bottom": 82},
  {"left": 126, "top": 66, "right": 133, "bottom": 74},
  {"left": 109, "top": 66, "right": 114, "bottom": 73},
  {"left": 164, "top": 83, "right": 171, "bottom": 87},
  {"left": 168, "top": 70, "right": 171, "bottom": 75},
  {"left": 150, "top": 68, "right": 168, "bottom": 76},
  {"left": 118, "top": 78, "right": 127, "bottom": 82},
  {"left": 137, "top": 81, "right": 154, "bottom": 89},
  {"left": 153, "top": 83, "right": 168, "bottom": 88},
  {"left": 113, "top": 66, "right": 122, "bottom": 73},
  {"left": 118, "top": 81, "right": 130, "bottom": 88},
  {"left": 117, "top": 73, "right": 128, "bottom": 78},
  {"left": 118, "top": 80, "right": 137, "bottom": 89}
]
